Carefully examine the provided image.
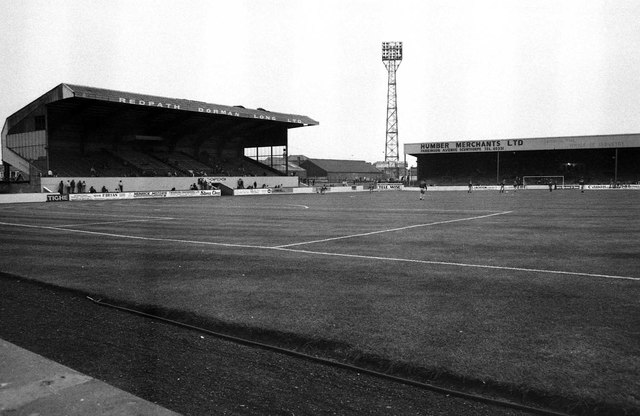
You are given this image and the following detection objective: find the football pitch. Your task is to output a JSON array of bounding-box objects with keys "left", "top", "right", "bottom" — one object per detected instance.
[{"left": 1, "top": 189, "right": 638, "bottom": 413}]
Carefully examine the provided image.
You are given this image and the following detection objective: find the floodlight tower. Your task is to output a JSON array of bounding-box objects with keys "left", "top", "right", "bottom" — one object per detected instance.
[{"left": 382, "top": 41, "right": 402, "bottom": 175}]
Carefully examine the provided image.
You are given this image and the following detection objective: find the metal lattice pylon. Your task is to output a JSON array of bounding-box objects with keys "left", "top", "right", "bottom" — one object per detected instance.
[{"left": 382, "top": 42, "right": 402, "bottom": 164}]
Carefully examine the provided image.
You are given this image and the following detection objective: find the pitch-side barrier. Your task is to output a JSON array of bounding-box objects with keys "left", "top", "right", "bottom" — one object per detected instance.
[
  {"left": 2, "top": 184, "right": 639, "bottom": 204},
  {"left": 406, "top": 184, "right": 640, "bottom": 191},
  {"left": 42, "top": 189, "right": 221, "bottom": 203}
]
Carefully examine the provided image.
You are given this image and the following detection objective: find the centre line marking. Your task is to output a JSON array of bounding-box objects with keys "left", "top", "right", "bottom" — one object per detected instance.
[{"left": 274, "top": 211, "right": 514, "bottom": 248}]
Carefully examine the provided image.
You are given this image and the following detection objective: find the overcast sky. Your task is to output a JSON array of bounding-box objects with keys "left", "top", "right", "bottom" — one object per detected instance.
[{"left": 2, "top": 0, "right": 639, "bottom": 166}]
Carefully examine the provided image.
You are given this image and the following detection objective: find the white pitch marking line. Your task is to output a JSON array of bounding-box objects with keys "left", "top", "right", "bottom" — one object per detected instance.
[
  {"left": 0, "top": 221, "right": 260, "bottom": 249},
  {"left": 0, "top": 220, "right": 637, "bottom": 282},
  {"left": 274, "top": 211, "right": 514, "bottom": 248},
  {"left": 30, "top": 210, "right": 174, "bottom": 220},
  {"left": 270, "top": 247, "right": 640, "bottom": 282},
  {"left": 56, "top": 218, "right": 175, "bottom": 228}
]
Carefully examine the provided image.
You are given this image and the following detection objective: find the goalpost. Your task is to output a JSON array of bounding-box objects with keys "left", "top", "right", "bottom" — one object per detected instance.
[{"left": 522, "top": 175, "right": 565, "bottom": 188}]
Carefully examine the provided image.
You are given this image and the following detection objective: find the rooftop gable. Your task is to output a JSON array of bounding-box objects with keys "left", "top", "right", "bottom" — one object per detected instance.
[{"left": 304, "top": 159, "right": 381, "bottom": 173}]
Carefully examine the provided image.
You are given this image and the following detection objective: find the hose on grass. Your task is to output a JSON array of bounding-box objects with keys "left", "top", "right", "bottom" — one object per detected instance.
[{"left": 86, "top": 296, "right": 569, "bottom": 416}]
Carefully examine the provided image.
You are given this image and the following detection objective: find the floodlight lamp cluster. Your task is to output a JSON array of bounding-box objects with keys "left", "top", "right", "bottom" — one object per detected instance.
[{"left": 382, "top": 41, "right": 403, "bottom": 61}]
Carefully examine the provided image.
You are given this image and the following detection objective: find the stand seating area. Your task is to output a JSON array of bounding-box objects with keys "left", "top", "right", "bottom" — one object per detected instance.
[
  {"left": 47, "top": 150, "right": 132, "bottom": 177},
  {"left": 40, "top": 148, "right": 285, "bottom": 178}
]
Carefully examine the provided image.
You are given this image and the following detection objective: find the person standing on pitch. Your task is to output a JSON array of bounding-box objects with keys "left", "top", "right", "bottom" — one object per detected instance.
[
  {"left": 499, "top": 179, "right": 505, "bottom": 193},
  {"left": 468, "top": 180, "right": 473, "bottom": 193},
  {"left": 419, "top": 180, "right": 427, "bottom": 200}
]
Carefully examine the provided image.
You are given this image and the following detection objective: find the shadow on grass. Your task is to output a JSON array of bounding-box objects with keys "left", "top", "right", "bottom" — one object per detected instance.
[{"left": 3, "top": 272, "right": 633, "bottom": 416}]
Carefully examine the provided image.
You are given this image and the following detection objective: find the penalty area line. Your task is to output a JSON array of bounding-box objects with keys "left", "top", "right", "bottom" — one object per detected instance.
[{"left": 274, "top": 211, "right": 514, "bottom": 248}]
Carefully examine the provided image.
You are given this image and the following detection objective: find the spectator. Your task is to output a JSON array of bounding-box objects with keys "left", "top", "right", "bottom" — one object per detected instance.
[
  {"left": 70, "top": 179, "right": 76, "bottom": 194},
  {"left": 58, "top": 180, "right": 64, "bottom": 194}
]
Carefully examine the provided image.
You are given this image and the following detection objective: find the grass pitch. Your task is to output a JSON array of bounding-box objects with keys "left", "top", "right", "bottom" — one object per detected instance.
[{"left": 1, "top": 189, "right": 638, "bottom": 413}]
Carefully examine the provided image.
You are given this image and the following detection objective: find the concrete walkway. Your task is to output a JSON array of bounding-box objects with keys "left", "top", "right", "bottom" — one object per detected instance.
[{"left": 0, "top": 339, "right": 180, "bottom": 415}]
